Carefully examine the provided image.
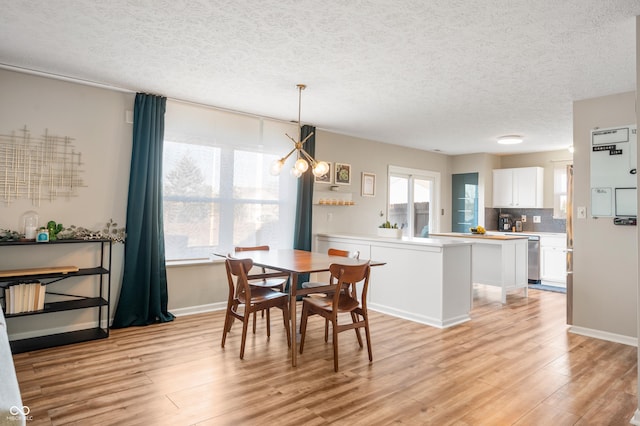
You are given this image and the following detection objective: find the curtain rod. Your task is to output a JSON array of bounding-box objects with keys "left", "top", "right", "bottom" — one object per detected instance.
[{"left": 0, "top": 63, "right": 306, "bottom": 127}]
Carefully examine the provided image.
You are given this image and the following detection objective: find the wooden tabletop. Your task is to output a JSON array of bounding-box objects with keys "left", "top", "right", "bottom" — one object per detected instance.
[{"left": 232, "top": 249, "right": 379, "bottom": 273}]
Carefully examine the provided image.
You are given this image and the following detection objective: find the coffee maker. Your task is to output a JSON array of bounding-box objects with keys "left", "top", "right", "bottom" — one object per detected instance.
[{"left": 498, "top": 214, "right": 513, "bottom": 231}]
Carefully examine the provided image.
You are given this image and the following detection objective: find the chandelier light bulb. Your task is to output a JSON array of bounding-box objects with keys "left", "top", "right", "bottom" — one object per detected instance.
[
  {"left": 294, "top": 158, "right": 309, "bottom": 173},
  {"left": 290, "top": 167, "right": 303, "bottom": 178},
  {"left": 312, "top": 161, "right": 329, "bottom": 177},
  {"left": 270, "top": 159, "right": 284, "bottom": 176}
]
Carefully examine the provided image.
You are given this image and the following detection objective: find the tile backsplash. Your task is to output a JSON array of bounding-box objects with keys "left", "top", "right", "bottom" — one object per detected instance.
[{"left": 485, "top": 208, "right": 566, "bottom": 233}]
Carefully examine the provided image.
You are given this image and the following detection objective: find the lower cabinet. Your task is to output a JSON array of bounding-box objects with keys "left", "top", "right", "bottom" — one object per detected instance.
[{"left": 540, "top": 235, "right": 567, "bottom": 286}]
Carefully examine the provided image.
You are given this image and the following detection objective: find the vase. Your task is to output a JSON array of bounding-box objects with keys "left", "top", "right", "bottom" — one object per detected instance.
[{"left": 377, "top": 228, "right": 402, "bottom": 238}]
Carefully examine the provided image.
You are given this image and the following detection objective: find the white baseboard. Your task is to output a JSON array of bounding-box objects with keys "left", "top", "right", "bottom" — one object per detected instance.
[
  {"left": 568, "top": 325, "right": 637, "bottom": 347},
  {"left": 170, "top": 302, "right": 225, "bottom": 317},
  {"left": 369, "top": 303, "right": 470, "bottom": 329}
]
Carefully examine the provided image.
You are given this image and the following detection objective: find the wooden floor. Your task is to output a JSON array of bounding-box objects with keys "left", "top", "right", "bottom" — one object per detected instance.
[{"left": 11, "top": 286, "right": 638, "bottom": 425}]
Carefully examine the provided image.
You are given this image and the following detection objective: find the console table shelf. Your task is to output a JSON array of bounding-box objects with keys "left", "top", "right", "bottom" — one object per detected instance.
[
  {"left": 10, "top": 328, "right": 108, "bottom": 354},
  {"left": 0, "top": 239, "right": 112, "bottom": 353}
]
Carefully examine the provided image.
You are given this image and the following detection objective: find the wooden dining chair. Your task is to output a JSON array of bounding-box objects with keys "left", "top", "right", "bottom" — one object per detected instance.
[
  {"left": 221, "top": 257, "right": 291, "bottom": 359},
  {"left": 299, "top": 262, "right": 372, "bottom": 372},
  {"left": 235, "top": 245, "right": 289, "bottom": 333},
  {"left": 301, "top": 248, "right": 360, "bottom": 341},
  {"left": 301, "top": 248, "right": 359, "bottom": 289}
]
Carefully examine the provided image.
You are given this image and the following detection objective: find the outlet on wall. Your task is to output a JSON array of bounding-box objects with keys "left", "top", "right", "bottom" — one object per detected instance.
[
  {"left": 533, "top": 216, "right": 541, "bottom": 223},
  {"left": 521, "top": 215, "right": 526, "bottom": 222}
]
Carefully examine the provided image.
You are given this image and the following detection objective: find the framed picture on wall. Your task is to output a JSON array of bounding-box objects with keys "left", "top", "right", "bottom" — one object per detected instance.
[
  {"left": 314, "top": 162, "right": 332, "bottom": 184},
  {"left": 362, "top": 172, "right": 376, "bottom": 197},
  {"left": 335, "top": 163, "right": 351, "bottom": 185}
]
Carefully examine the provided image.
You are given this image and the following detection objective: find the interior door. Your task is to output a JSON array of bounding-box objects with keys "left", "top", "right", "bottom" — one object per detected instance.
[{"left": 452, "top": 173, "right": 478, "bottom": 233}]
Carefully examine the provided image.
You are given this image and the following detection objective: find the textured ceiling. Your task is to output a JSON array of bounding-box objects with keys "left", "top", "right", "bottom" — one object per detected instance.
[{"left": 0, "top": 1, "right": 639, "bottom": 155}]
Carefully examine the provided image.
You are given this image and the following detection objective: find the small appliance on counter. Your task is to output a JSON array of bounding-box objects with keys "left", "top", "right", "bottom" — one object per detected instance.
[
  {"left": 498, "top": 214, "right": 512, "bottom": 231},
  {"left": 515, "top": 220, "right": 523, "bottom": 232}
]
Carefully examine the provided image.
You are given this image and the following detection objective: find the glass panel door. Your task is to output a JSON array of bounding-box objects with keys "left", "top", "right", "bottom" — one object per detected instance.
[
  {"left": 451, "top": 173, "right": 478, "bottom": 233},
  {"left": 388, "top": 168, "right": 438, "bottom": 237},
  {"left": 413, "top": 177, "right": 432, "bottom": 237}
]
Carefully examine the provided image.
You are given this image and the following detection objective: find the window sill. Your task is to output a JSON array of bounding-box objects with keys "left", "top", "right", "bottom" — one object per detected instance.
[{"left": 166, "top": 258, "right": 222, "bottom": 268}]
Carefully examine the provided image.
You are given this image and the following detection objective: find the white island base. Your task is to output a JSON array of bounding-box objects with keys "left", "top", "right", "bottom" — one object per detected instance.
[
  {"left": 316, "top": 234, "right": 473, "bottom": 328},
  {"left": 431, "top": 233, "right": 529, "bottom": 303}
]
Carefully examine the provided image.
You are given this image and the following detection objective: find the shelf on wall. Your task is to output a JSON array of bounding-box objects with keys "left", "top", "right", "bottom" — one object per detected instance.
[{"left": 313, "top": 190, "right": 355, "bottom": 206}]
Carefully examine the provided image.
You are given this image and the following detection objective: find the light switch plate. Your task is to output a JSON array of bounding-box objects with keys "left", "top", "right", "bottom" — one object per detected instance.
[
  {"left": 533, "top": 216, "right": 541, "bottom": 223},
  {"left": 577, "top": 206, "right": 587, "bottom": 219},
  {"left": 521, "top": 215, "right": 527, "bottom": 222}
]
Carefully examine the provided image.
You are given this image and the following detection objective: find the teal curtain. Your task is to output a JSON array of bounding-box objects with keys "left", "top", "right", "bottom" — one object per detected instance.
[
  {"left": 293, "top": 125, "right": 316, "bottom": 284},
  {"left": 112, "top": 93, "right": 175, "bottom": 328}
]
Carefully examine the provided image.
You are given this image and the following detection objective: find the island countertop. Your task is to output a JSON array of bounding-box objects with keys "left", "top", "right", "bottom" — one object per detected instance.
[
  {"left": 429, "top": 232, "right": 529, "bottom": 240},
  {"left": 315, "top": 233, "right": 474, "bottom": 247}
]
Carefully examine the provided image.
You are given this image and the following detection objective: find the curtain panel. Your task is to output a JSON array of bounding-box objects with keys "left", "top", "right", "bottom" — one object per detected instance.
[{"left": 112, "top": 93, "right": 174, "bottom": 328}]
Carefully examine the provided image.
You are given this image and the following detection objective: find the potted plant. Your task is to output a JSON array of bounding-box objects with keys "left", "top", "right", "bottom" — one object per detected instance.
[{"left": 377, "top": 221, "right": 402, "bottom": 238}]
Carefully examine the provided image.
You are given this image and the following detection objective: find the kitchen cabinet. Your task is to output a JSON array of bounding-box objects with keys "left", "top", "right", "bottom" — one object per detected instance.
[
  {"left": 493, "top": 167, "right": 543, "bottom": 208},
  {"left": 540, "top": 234, "right": 567, "bottom": 286}
]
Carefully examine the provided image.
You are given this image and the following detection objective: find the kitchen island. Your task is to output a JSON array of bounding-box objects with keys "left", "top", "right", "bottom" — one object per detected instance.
[
  {"left": 430, "top": 233, "right": 529, "bottom": 303},
  {"left": 315, "top": 233, "right": 473, "bottom": 328}
]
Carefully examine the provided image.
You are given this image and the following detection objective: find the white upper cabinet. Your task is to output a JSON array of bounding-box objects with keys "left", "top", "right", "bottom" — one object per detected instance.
[{"left": 492, "top": 167, "right": 544, "bottom": 208}]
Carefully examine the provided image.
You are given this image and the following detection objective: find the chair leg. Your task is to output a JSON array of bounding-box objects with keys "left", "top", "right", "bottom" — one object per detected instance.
[
  {"left": 266, "top": 308, "right": 271, "bottom": 338},
  {"left": 351, "top": 312, "right": 363, "bottom": 347},
  {"left": 299, "top": 303, "right": 310, "bottom": 354},
  {"left": 364, "top": 315, "right": 373, "bottom": 362},
  {"left": 221, "top": 311, "right": 231, "bottom": 348},
  {"left": 252, "top": 311, "right": 257, "bottom": 334},
  {"left": 324, "top": 319, "right": 329, "bottom": 342},
  {"left": 332, "top": 317, "right": 339, "bottom": 372},
  {"left": 282, "top": 304, "right": 291, "bottom": 347},
  {"left": 240, "top": 315, "right": 250, "bottom": 360}
]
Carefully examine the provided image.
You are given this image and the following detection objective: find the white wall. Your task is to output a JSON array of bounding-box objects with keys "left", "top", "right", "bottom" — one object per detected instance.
[
  {"left": 0, "top": 68, "right": 132, "bottom": 335},
  {"left": 572, "top": 90, "right": 637, "bottom": 339}
]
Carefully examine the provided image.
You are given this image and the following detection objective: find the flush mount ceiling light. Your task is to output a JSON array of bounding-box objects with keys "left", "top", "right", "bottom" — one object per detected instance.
[
  {"left": 269, "top": 84, "right": 329, "bottom": 178},
  {"left": 497, "top": 135, "right": 523, "bottom": 145}
]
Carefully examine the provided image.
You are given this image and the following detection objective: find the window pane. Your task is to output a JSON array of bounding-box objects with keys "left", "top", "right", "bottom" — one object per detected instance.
[
  {"left": 414, "top": 178, "right": 432, "bottom": 237},
  {"left": 234, "top": 150, "right": 280, "bottom": 200},
  {"left": 163, "top": 142, "right": 221, "bottom": 260},
  {"left": 233, "top": 203, "right": 281, "bottom": 246},
  {"left": 388, "top": 175, "right": 408, "bottom": 230},
  {"left": 553, "top": 165, "right": 568, "bottom": 219},
  {"left": 163, "top": 100, "right": 298, "bottom": 261}
]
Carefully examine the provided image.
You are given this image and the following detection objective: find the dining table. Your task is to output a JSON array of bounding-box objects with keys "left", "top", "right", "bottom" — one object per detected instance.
[{"left": 231, "top": 248, "right": 384, "bottom": 367}]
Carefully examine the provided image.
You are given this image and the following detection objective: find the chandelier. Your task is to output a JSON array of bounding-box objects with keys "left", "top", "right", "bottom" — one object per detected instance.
[{"left": 269, "top": 84, "right": 329, "bottom": 178}]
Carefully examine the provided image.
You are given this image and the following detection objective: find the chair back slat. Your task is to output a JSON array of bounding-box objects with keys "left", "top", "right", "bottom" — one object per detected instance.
[
  {"left": 329, "top": 262, "right": 371, "bottom": 307},
  {"left": 225, "top": 257, "right": 253, "bottom": 299}
]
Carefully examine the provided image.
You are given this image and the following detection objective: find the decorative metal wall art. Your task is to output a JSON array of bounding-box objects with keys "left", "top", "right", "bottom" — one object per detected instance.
[{"left": 0, "top": 126, "right": 85, "bottom": 206}]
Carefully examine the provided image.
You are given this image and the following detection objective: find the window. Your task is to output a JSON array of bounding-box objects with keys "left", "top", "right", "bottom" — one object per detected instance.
[
  {"left": 162, "top": 101, "right": 298, "bottom": 261},
  {"left": 553, "top": 164, "right": 569, "bottom": 219},
  {"left": 387, "top": 166, "right": 440, "bottom": 237}
]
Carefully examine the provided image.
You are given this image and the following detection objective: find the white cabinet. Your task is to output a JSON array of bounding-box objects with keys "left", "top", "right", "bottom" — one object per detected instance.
[
  {"left": 492, "top": 167, "right": 544, "bottom": 208},
  {"left": 540, "top": 234, "right": 567, "bottom": 286}
]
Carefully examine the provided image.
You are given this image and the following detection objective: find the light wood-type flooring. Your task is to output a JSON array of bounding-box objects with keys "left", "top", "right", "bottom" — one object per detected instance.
[{"left": 11, "top": 285, "right": 638, "bottom": 425}]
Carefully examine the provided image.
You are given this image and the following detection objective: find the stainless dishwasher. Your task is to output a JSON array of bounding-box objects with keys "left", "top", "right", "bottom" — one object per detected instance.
[{"left": 527, "top": 235, "right": 541, "bottom": 284}]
